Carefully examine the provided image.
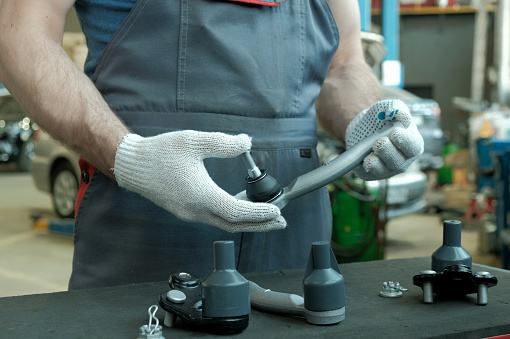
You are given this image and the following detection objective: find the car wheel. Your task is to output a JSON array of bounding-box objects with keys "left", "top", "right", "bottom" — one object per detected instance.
[
  {"left": 17, "top": 139, "right": 35, "bottom": 172},
  {"left": 51, "top": 162, "right": 79, "bottom": 218}
]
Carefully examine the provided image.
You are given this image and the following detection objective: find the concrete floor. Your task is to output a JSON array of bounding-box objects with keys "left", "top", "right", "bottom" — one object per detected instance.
[
  {"left": 0, "top": 165, "right": 73, "bottom": 297},
  {"left": 0, "top": 165, "right": 503, "bottom": 298}
]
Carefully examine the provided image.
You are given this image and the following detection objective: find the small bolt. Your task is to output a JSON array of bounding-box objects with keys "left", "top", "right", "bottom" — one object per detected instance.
[
  {"left": 423, "top": 281, "right": 434, "bottom": 304},
  {"left": 421, "top": 270, "right": 436, "bottom": 275},
  {"left": 477, "top": 283, "right": 488, "bottom": 306},
  {"left": 475, "top": 271, "right": 491, "bottom": 306},
  {"left": 164, "top": 311, "right": 176, "bottom": 328},
  {"left": 167, "top": 289, "right": 186, "bottom": 304}
]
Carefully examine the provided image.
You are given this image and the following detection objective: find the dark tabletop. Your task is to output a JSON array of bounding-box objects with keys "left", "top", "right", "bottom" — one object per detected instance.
[{"left": 1, "top": 257, "right": 509, "bottom": 339}]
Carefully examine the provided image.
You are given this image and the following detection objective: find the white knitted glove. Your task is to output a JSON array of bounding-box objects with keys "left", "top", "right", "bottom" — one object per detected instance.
[
  {"left": 113, "top": 131, "right": 286, "bottom": 232},
  {"left": 345, "top": 99, "right": 424, "bottom": 181}
]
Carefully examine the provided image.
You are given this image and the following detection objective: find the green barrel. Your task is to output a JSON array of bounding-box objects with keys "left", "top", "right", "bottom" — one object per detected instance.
[{"left": 330, "top": 179, "right": 384, "bottom": 263}]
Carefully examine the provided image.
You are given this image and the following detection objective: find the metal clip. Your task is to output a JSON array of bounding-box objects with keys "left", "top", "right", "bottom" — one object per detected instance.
[{"left": 138, "top": 305, "right": 165, "bottom": 339}]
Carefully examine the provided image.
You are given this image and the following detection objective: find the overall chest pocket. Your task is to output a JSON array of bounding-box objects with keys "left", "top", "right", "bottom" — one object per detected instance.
[
  {"left": 227, "top": 0, "right": 288, "bottom": 6},
  {"left": 179, "top": 0, "right": 308, "bottom": 117}
]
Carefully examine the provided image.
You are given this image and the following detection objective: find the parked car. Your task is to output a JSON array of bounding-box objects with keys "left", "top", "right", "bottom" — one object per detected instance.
[
  {"left": 31, "top": 130, "right": 80, "bottom": 218},
  {"left": 0, "top": 92, "right": 37, "bottom": 171}
]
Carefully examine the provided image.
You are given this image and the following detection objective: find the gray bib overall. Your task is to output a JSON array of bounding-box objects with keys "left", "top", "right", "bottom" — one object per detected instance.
[{"left": 70, "top": 0, "right": 339, "bottom": 289}]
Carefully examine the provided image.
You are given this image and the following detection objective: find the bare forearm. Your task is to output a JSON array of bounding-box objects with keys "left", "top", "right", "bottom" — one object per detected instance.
[
  {"left": 0, "top": 22, "right": 128, "bottom": 179},
  {"left": 316, "top": 59, "right": 382, "bottom": 143}
]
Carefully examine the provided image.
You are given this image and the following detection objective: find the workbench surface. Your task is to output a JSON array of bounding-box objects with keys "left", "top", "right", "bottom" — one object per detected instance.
[{"left": 1, "top": 257, "right": 509, "bottom": 338}]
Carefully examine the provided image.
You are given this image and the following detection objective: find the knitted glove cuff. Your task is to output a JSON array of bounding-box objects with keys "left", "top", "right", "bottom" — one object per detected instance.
[{"left": 113, "top": 133, "right": 151, "bottom": 190}]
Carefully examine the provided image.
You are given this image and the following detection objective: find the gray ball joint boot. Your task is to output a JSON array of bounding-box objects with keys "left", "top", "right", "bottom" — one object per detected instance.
[
  {"left": 303, "top": 241, "right": 345, "bottom": 325},
  {"left": 431, "top": 220, "right": 472, "bottom": 273},
  {"left": 201, "top": 241, "right": 250, "bottom": 318}
]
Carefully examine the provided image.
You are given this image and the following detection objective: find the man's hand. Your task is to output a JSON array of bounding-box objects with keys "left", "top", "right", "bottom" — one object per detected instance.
[
  {"left": 113, "top": 130, "right": 287, "bottom": 232},
  {"left": 345, "top": 99, "right": 424, "bottom": 181}
]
